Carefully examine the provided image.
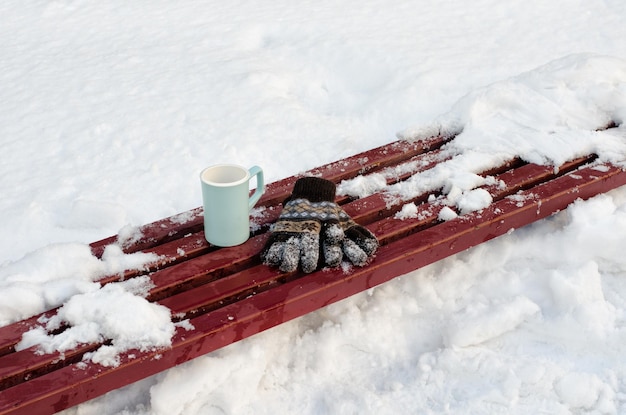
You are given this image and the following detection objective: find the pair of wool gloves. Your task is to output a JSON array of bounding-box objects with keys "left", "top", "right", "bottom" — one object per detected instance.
[{"left": 261, "top": 177, "right": 378, "bottom": 273}]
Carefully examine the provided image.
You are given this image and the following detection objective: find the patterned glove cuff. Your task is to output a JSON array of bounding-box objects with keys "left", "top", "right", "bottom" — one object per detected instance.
[
  {"left": 272, "top": 199, "right": 340, "bottom": 234},
  {"left": 287, "top": 177, "right": 336, "bottom": 203}
]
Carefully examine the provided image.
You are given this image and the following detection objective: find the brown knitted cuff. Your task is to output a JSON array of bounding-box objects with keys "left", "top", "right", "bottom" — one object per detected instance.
[{"left": 286, "top": 177, "right": 336, "bottom": 203}]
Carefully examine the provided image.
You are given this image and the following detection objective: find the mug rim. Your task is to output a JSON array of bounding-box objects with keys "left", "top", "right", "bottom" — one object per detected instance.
[{"left": 200, "top": 164, "right": 251, "bottom": 187}]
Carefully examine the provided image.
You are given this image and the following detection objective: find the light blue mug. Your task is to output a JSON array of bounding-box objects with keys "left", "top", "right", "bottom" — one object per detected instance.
[{"left": 200, "top": 164, "right": 265, "bottom": 247}]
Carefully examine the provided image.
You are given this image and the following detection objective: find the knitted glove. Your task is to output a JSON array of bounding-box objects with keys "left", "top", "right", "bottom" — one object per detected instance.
[
  {"left": 261, "top": 177, "right": 344, "bottom": 273},
  {"left": 262, "top": 177, "right": 379, "bottom": 272}
]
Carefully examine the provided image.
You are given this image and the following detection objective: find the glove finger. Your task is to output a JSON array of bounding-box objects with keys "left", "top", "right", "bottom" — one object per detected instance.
[
  {"left": 279, "top": 237, "right": 300, "bottom": 273},
  {"left": 262, "top": 241, "right": 285, "bottom": 267},
  {"left": 323, "top": 243, "right": 343, "bottom": 267},
  {"left": 261, "top": 232, "right": 295, "bottom": 265},
  {"left": 342, "top": 239, "right": 376, "bottom": 267},
  {"left": 300, "top": 233, "right": 320, "bottom": 273},
  {"left": 342, "top": 238, "right": 369, "bottom": 267},
  {"left": 322, "top": 223, "right": 343, "bottom": 267},
  {"left": 345, "top": 226, "right": 378, "bottom": 256}
]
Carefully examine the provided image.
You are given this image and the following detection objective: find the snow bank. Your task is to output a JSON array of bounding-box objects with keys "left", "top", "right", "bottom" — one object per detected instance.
[
  {"left": 400, "top": 54, "right": 626, "bottom": 166},
  {"left": 341, "top": 55, "right": 626, "bottom": 216}
]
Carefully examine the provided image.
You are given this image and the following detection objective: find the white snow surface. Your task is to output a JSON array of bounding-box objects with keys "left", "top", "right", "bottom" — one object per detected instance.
[
  {"left": 15, "top": 276, "right": 175, "bottom": 368},
  {"left": 2, "top": 1, "right": 626, "bottom": 414}
]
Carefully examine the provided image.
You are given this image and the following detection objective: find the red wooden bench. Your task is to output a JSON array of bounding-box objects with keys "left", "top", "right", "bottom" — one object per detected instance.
[{"left": 2, "top": 132, "right": 626, "bottom": 415}]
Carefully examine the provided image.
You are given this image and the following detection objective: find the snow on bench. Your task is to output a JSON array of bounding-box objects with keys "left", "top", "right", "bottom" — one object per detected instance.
[{"left": 1, "top": 132, "right": 626, "bottom": 415}]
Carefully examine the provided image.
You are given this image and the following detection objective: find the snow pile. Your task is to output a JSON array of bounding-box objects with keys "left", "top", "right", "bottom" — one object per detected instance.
[
  {"left": 16, "top": 277, "right": 175, "bottom": 367},
  {"left": 437, "top": 206, "right": 458, "bottom": 221},
  {"left": 2, "top": 241, "right": 168, "bottom": 368},
  {"left": 394, "top": 202, "right": 419, "bottom": 220},
  {"left": 0, "top": 243, "right": 159, "bottom": 326}
]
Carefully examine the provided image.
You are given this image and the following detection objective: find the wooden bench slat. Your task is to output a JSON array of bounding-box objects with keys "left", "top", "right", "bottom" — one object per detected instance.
[
  {"left": 3, "top": 161, "right": 625, "bottom": 415},
  {"left": 146, "top": 234, "right": 270, "bottom": 303},
  {"left": 0, "top": 311, "right": 58, "bottom": 358}
]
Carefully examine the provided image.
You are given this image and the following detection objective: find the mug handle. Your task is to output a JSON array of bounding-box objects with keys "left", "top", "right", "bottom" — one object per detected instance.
[{"left": 248, "top": 165, "right": 265, "bottom": 210}]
